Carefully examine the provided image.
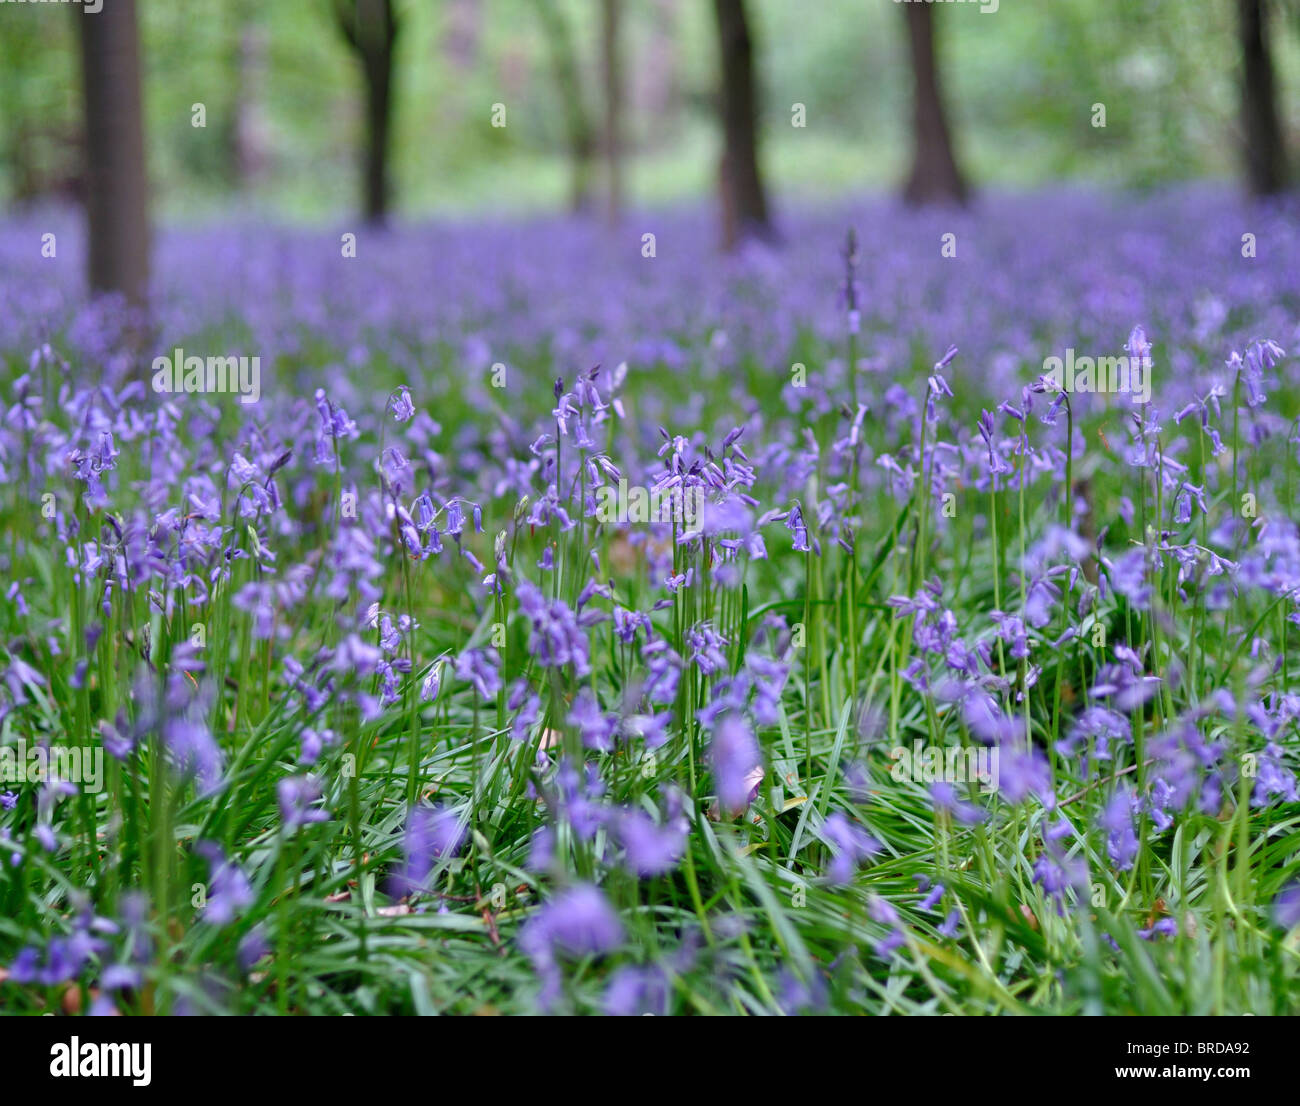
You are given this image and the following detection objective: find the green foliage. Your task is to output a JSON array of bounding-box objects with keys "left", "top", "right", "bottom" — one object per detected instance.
[{"left": 3, "top": 0, "right": 1299, "bottom": 218}]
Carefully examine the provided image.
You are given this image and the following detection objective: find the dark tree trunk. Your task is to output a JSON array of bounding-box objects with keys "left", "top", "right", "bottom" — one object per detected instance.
[
  {"left": 713, "top": 0, "right": 771, "bottom": 249},
  {"left": 901, "top": 2, "right": 967, "bottom": 207},
  {"left": 601, "top": 0, "right": 625, "bottom": 224},
  {"left": 77, "top": 0, "right": 151, "bottom": 305},
  {"left": 336, "top": 0, "right": 400, "bottom": 226},
  {"left": 533, "top": 0, "right": 595, "bottom": 213},
  {"left": 1238, "top": 0, "right": 1286, "bottom": 196}
]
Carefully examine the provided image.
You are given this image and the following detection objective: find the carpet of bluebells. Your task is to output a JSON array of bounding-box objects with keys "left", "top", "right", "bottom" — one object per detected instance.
[{"left": 2, "top": 188, "right": 1300, "bottom": 1015}]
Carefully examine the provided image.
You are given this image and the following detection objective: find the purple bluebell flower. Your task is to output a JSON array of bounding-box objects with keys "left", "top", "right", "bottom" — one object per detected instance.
[
  {"left": 615, "top": 806, "right": 688, "bottom": 876},
  {"left": 519, "top": 883, "right": 623, "bottom": 965},
  {"left": 868, "top": 895, "right": 905, "bottom": 959},
  {"left": 710, "top": 712, "right": 763, "bottom": 815},
  {"left": 569, "top": 689, "right": 617, "bottom": 752},
  {"left": 394, "top": 804, "right": 465, "bottom": 897},
  {"left": 603, "top": 964, "right": 669, "bottom": 1016},
  {"left": 388, "top": 386, "right": 416, "bottom": 423},
  {"left": 1098, "top": 787, "right": 1139, "bottom": 871},
  {"left": 195, "top": 841, "right": 254, "bottom": 926},
  {"left": 1274, "top": 882, "right": 1300, "bottom": 929},
  {"left": 819, "top": 811, "right": 881, "bottom": 885},
  {"left": 454, "top": 647, "right": 501, "bottom": 700},
  {"left": 277, "top": 775, "right": 329, "bottom": 832}
]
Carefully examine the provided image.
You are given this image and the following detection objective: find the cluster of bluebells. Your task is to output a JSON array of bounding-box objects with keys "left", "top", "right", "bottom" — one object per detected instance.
[{"left": 1, "top": 190, "right": 1299, "bottom": 1014}]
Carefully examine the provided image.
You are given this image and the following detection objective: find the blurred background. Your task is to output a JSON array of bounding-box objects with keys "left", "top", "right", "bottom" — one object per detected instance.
[{"left": 2, "top": 0, "right": 1300, "bottom": 297}]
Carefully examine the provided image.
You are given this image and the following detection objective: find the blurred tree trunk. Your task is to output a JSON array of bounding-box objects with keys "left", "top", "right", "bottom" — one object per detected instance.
[
  {"left": 534, "top": 0, "right": 595, "bottom": 213},
  {"left": 1238, "top": 0, "right": 1286, "bottom": 196},
  {"left": 901, "top": 2, "right": 967, "bottom": 207},
  {"left": 713, "top": 0, "right": 770, "bottom": 249},
  {"left": 601, "top": 0, "right": 625, "bottom": 224},
  {"left": 226, "top": 0, "right": 269, "bottom": 190},
  {"left": 233, "top": 24, "right": 271, "bottom": 187},
  {"left": 642, "top": 0, "right": 680, "bottom": 146},
  {"left": 335, "top": 0, "right": 400, "bottom": 226},
  {"left": 77, "top": 0, "right": 151, "bottom": 305}
]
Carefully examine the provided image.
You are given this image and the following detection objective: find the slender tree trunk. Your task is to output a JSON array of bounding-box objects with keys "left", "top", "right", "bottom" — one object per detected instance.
[
  {"left": 77, "top": 0, "right": 151, "bottom": 305},
  {"left": 229, "top": 0, "right": 270, "bottom": 190},
  {"left": 713, "top": 0, "right": 771, "bottom": 249},
  {"left": 336, "top": 0, "right": 400, "bottom": 226},
  {"left": 643, "top": 0, "right": 680, "bottom": 146},
  {"left": 901, "top": 2, "right": 967, "bottom": 207},
  {"left": 364, "top": 47, "right": 393, "bottom": 224},
  {"left": 1238, "top": 0, "right": 1286, "bottom": 196},
  {"left": 534, "top": 0, "right": 595, "bottom": 213},
  {"left": 601, "top": 0, "right": 625, "bottom": 224}
]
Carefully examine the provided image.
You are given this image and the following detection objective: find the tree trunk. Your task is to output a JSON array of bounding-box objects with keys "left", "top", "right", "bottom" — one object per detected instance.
[
  {"left": 231, "top": 0, "right": 270, "bottom": 189},
  {"left": 336, "top": 0, "right": 400, "bottom": 226},
  {"left": 364, "top": 47, "right": 393, "bottom": 225},
  {"left": 901, "top": 2, "right": 967, "bottom": 207},
  {"left": 713, "top": 0, "right": 770, "bottom": 249},
  {"left": 1238, "top": 0, "right": 1286, "bottom": 197},
  {"left": 642, "top": 0, "right": 680, "bottom": 146},
  {"left": 601, "top": 0, "right": 625, "bottom": 224},
  {"left": 77, "top": 0, "right": 151, "bottom": 305},
  {"left": 533, "top": 0, "right": 595, "bottom": 213}
]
